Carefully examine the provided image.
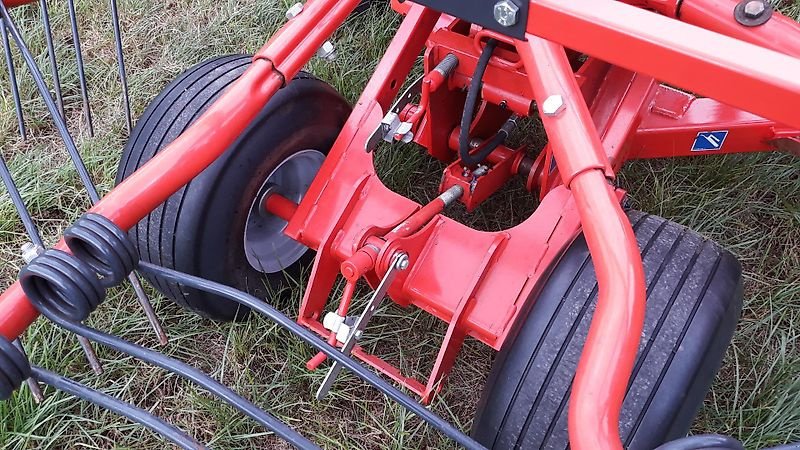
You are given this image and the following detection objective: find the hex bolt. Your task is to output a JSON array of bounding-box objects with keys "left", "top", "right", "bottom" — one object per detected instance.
[
  {"left": 285, "top": 2, "right": 304, "bottom": 20},
  {"left": 316, "top": 41, "right": 336, "bottom": 60},
  {"left": 541, "top": 94, "right": 566, "bottom": 117},
  {"left": 20, "top": 242, "right": 43, "bottom": 264},
  {"left": 396, "top": 254, "right": 410, "bottom": 271},
  {"left": 743, "top": 0, "right": 766, "bottom": 18},
  {"left": 493, "top": 0, "right": 520, "bottom": 27}
]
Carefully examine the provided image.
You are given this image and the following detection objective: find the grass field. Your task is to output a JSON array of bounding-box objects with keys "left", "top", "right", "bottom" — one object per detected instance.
[{"left": 0, "top": 0, "right": 798, "bottom": 448}]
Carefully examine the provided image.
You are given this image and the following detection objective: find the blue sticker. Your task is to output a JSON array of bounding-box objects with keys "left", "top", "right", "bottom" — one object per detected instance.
[{"left": 691, "top": 131, "right": 728, "bottom": 151}]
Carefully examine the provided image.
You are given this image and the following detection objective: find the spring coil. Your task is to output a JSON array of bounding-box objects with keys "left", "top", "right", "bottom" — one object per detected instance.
[
  {"left": 0, "top": 336, "right": 31, "bottom": 400},
  {"left": 21, "top": 248, "right": 105, "bottom": 322},
  {"left": 20, "top": 213, "right": 137, "bottom": 322},
  {"left": 64, "top": 213, "right": 138, "bottom": 287}
]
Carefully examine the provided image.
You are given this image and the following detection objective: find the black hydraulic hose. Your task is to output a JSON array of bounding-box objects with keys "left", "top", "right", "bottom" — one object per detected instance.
[
  {"left": 137, "top": 262, "right": 487, "bottom": 450},
  {"left": 31, "top": 366, "right": 207, "bottom": 450},
  {"left": 459, "top": 38, "right": 516, "bottom": 168},
  {"left": 464, "top": 115, "right": 519, "bottom": 168}
]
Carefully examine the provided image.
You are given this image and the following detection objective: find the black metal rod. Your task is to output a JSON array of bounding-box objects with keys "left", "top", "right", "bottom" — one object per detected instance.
[
  {"left": 36, "top": 308, "right": 318, "bottom": 450},
  {"left": 0, "top": 154, "right": 44, "bottom": 247},
  {"left": 39, "top": 0, "right": 65, "bottom": 119},
  {"left": 66, "top": 0, "right": 93, "bottom": 136},
  {"left": 109, "top": 0, "right": 132, "bottom": 133},
  {"left": 0, "top": 2, "right": 100, "bottom": 202},
  {"left": 1, "top": 4, "right": 166, "bottom": 345},
  {"left": 138, "top": 262, "right": 486, "bottom": 450},
  {"left": 31, "top": 366, "right": 207, "bottom": 450},
  {"left": 1, "top": 18, "right": 26, "bottom": 140}
]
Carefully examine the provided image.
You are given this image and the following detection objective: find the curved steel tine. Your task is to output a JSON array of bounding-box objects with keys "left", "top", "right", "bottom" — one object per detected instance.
[
  {"left": 109, "top": 0, "right": 132, "bottom": 133},
  {"left": 11, "top": 338, "right": 45, "bottom": 403},
  {"left": 66, "top": 0, "right": 93, "bottom": 136},
  {"left": 39, "top": 0, "right": 65, "bottom": 119},
  {"left": 0, "top": 153, "right": 105, "bottom": 375},
  {"left": 1, "top": 18, "right": 26, "bottom": 140},
  {"left": 1, "top": 1, "right": 168, "bottom": 352},
  {"left": 128, "top": 273, "right": 169, "bottom": 345}
]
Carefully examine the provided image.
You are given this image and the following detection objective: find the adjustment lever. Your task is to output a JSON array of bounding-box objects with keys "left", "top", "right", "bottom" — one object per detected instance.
[{"left": 315, "top": 251, "right": 409, "bottom": 400}]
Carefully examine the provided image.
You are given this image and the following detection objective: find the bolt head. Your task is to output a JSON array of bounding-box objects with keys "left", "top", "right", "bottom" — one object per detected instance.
[
  {"left": 286, "top": 2, "right": 304, "bottom": 20},
  {"left": 397, "top": 257, "right": 409, "bottom": 271},
  {"left": 20, "top": 242, "right": 43, "bottom": 264},
  {"left": 493, "top": 0, "right": 519, "bottom": 27},
  {"left": 541, "top": 95, "right": 566, "bottom": 116},
  {"left": 316, "top": 41, "right": 336, "bottom": 60},
  {"left": 743, "top": 0, "right": 766, "bottom": 18}
]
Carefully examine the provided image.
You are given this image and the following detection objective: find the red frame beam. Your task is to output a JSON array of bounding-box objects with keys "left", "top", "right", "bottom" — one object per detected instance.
[{"left": 528, "top": 0, "right": 800, "bottom": 130}]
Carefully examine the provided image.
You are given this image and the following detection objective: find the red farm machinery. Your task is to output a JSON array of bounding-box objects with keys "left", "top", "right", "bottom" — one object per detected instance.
[{"left": 0, "top": 0, "right": 798, "bottom": 448}]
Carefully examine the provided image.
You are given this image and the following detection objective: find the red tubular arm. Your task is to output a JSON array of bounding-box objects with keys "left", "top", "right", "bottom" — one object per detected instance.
[
  {"left": 528, "top": 0, "right": 800, "bottom": 130},
  {"left": 0, "top": 0, "right": 361, "bottom": 340},
  {"left": 517, "top": 36, "right": 646, "bottom": 450},
  {"left": 679, "top": 0, "right": 800, "bottom": 58}
]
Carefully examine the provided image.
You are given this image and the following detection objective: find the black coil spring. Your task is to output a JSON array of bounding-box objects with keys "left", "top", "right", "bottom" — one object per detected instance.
[
  {"left": 20, "top": 213, "right": 138, "bottom": 322},
  {"left": 0, "top": 336, "right": 31, "bottom": 400},
  {"left": 64, "top": 213, "right": 138, "bottom": 287}
]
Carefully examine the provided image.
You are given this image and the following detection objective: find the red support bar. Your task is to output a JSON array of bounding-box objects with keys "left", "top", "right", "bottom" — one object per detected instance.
[
  {"left": 679, "top": 0, "right": 800, "bottom": 58},
  {"left": 527, "top": 0, "right": 800, "bottom": 130},
  {"left": 517, "top": 36, "right": 646, "bottom": 450},
  {"left": 632, "top": 90, "right": 799, "bottom": 158},
  {"left": 568, "top": 171, "right": 646, "bottom": 450}
]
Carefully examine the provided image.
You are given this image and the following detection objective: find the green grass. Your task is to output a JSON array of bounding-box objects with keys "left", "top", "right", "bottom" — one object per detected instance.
[{"left": 0, "top": 0, "right": 798, "bottom": 449}]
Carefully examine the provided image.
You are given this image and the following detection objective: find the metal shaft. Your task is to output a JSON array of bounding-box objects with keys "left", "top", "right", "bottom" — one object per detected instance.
[
  {"left": 66, "top": 0, "right": 93, "bottom": 136},
  {"left": 109, "top": 0, "right": 132, "bottom": 133},
  {"left": 1, "top": 18, "right": 25, "bottom": 140},
  {"left": 39, "top": 0, "right": 65, "bottom": 119}
]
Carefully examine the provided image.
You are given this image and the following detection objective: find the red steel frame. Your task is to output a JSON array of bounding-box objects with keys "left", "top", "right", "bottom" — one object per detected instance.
[{"left": 1, "top": 0, "right": 799, "bottom": 448}]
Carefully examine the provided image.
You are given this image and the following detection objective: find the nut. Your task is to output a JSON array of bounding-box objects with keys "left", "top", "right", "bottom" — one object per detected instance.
[
  {"left": 316, "top": 41, "right": 336, "bottom": 60},
  {"left": 493, "top": 0, "right": 519, "bottom": 27},
  {"left": 285, "top": 2, "right": 304, "bottom": 20},
  {"left": 541, "top": 95, "right": 566, "bottom": 116},
  {"left": 743, "top": 0, "right": 766, "bottom": 18}
]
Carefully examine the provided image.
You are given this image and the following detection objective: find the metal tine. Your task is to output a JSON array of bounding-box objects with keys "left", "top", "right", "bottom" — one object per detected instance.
[
  {"left": 11, "top": 338, "right": 44, "bottom": 403},
  {"left": 1, "top": 18, "right": 26, "bottom": 140},
  {"left": 0, "top": 153, "right": 105, "bottom": 375},
  {"left": 39, "top": 0, "right": 65, "bottom": 119},
  {"left": 0, "top": 3, "right": 168, "bottom": 346},
  {"left": 129, "top": 274, "right": 168, "bottom": 345},
  {"left": 66, "top": 0, "right": 93, "bottom": 136},
  {"left": 109, "top": 0, "right": 132, "bottom": 133}
]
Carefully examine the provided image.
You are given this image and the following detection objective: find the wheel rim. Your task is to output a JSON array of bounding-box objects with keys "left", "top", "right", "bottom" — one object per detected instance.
[{"left": 243, "top": 149, "right": 325, "bottom": 273}]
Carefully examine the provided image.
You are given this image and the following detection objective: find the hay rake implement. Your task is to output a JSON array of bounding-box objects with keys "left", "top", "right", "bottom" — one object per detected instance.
[{"left": 0, "top": 0, "right": 798, "bottom": 448}]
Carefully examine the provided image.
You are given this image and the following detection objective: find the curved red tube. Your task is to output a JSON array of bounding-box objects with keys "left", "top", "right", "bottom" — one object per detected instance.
[
  {"left": 569, "top": 171, "right": 646, "bottom": 450},
  {"left": 517, "top": 36, "right": 646, "bottom": 450}
]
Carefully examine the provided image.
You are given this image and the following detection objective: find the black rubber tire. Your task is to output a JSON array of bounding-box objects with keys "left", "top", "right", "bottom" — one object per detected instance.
[
  {"left": 116, "top": 55, "right": 351, "bottom": 321},
  {"left": 472, "top": 211, "right": 743, "bottom": 450}
]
